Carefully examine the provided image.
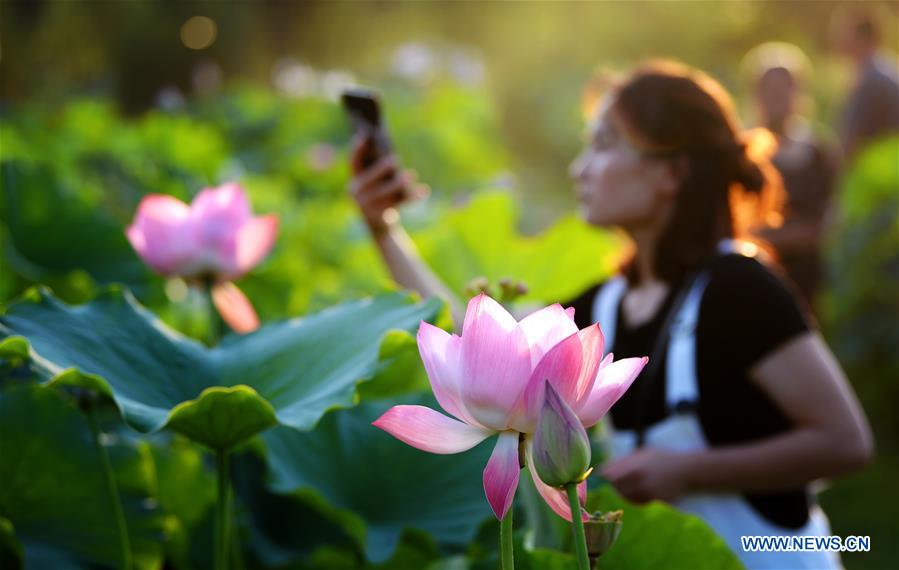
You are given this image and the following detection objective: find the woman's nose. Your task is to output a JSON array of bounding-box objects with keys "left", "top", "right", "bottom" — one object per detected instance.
[{"left": 569, "top": 152, "right": 588, "bottom": 180}]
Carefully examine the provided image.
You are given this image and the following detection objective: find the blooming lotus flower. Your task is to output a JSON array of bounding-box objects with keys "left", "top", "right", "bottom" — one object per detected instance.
[
  {"left": 373, "top": 294, "right": 648, "bottom": 520},
  {"left": 126, "top": 183, "right": 278, "bottom": 333}
]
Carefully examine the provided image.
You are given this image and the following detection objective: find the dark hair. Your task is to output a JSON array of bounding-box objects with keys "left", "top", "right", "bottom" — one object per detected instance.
[{"left": 607, "top": 60, "right": 784, "bottom": 284}]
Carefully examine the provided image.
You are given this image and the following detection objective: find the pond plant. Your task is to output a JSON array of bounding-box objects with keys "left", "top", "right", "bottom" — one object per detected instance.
[{"left": 374, "top": 294, "right": 647, "bottom": 569}]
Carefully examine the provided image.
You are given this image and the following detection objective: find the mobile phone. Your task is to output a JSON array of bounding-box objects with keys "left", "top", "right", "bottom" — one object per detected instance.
[{"left": 341, "top": 88, "right": 394, "bottom": 169}]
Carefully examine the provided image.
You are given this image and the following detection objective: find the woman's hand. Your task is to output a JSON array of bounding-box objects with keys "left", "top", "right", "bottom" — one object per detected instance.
[
  {"left": 348, "top": 135, "right": 429, "bottom": 236},
  {"left": 343, "top": 135, "right": 463, "bottom": 325},
  {"left": 601, "top": 333, "right": 874, "bottom": 503},
  {"left": 600, "top": 448, "right": 692, "bottom": 504}
]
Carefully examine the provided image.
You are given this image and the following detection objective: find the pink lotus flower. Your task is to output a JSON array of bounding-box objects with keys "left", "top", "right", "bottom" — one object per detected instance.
[
  {"left": 126, "top": 183, "right": 278, "bottom": 333},
  {"left": 373, "top": 294, "right": 647, "bottom": 521}
]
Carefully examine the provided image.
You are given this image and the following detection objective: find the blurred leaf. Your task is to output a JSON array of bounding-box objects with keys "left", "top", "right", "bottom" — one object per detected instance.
[
  {"left": 232, "top": 451, "right": 357, "bottom": 568},
  {"left": 0, "top": 517, "right": 23, "bottom": 570},
  {"left": 585, "top": 486, "right": 743, "bottom": 569},
  {"left": 0, "top": 337, "right": 29, "bottom": 360},
  {"left": 415, "top": 192, "right": 623, "bottom": 306},
  {"left": 0, "top": 384, "right": 167, "bottom": 569},
  {"left": 260, "top": 396, "right": 496, "bottom": 563},
  {"left": 823, "top": 137, "right": 899, "bottom": 441},
  {"left": 356, "top": 329, "right": 429, "bottom": 401},
  {"left": 0, "top": 160, "right": 156, "bottom": 300},
  {"left": 150, "top": 436, "right": 217, "bottom": 567},
  {"left": 388, "top": 82, "right": 509, "bottom": 193},
  {"left": 0, "top": 286, "right": 443, "bottom": 449},
  {"left": 136, "top": 110, "right": 229, "bottom": 183},
  {"left": 426, "top": 530, "right": 576, "bottom": 570}
]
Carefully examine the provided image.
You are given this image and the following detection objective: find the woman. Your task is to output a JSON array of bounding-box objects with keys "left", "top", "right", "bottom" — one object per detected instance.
[{"left": 349, "top": 60, "right": 872, "bottom": 569}]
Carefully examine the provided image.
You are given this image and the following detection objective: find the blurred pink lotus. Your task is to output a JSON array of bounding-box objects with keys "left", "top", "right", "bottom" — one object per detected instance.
[
  {"left": 126, "top": 183, "right": 278, "bottom": 333},
  {"left": 373, "top": 294, "right": 647, "bottom": 520}
]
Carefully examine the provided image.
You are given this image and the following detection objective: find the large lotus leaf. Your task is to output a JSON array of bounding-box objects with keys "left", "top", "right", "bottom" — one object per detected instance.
[
  {"left": 586, "top": 486, "right": 743, "bottom": 569},
  {"left": 261, "top": 396, "right": 496, "bottom": 564},
  {"left": 299, "top": 529, "right": 449, "bottom": 570},
  {"left": 413, "top": 192, "right": 624, "bottom": 305},
  {"left": 232, "top": 451, "right": 356, "bottom": 568},
  {"left": 301, "top": 190, "right": 624, "bottom": 328},
  {"left": 0, "top": 384, "right": 168, "bottom": 569},
  {"left": 0, "top": 287, "right": 443, "bottom": 449},
  {"left": 422, "top": 509, "right": 574, "bottom": 570},
  {"left": 429, "top": 548, "right": 575, "bottom": 570}
]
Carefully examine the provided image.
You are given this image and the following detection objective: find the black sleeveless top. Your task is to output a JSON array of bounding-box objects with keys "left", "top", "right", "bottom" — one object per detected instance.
[{"left": 564, "top": 253, "right": 814, "bottom": 529}]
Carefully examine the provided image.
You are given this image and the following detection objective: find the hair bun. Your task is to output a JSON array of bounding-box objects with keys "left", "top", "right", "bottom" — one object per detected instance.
[
  {"left": 733, "top": 128, "right": 777, "bottom": 193},
  {"left": 733, "top": 146, "right": 765, "bottom": 193}
]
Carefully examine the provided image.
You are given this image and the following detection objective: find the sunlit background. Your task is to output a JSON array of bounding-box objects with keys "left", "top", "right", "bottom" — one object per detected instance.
[{"left": 3, "top": 1, "right": 895, "bottom": 222}]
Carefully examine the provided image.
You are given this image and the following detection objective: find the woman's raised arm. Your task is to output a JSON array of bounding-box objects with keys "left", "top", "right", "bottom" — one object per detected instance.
[{"left": 349, "top": 136, "right": 466, "bottom": 327}]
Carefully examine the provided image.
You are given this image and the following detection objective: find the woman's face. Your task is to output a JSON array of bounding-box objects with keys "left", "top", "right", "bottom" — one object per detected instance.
[{"left": 569, "top": 102, "right": 678, "bottom": 229}]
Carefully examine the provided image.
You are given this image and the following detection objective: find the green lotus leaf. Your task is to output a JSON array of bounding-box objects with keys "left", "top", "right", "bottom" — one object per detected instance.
[
  {"left": 0, "top": 517, "right": 23, "bottom": 569},
  {"left": 232, "top": 451, "right": 356, "bottom": 568},
  {"left": 356, "top": 329, "right": 430, "bottom": 401},
  {"left": 0, "top": 286, "right": 443, "bottom": 449},
  {"left": 260, "top": 396, "right": 496, "bottom": 564},
  {"left": 46, "top": 368, "right": 115, "bottom": 400},
  {"left": 149, "top": 436, "right": 217, "bottom": 568},
  {"left": 0, "top": 384, "right": 168, "bottom": 569},
  {"left": 430, "top": 547, "right": 575, "bottom": 570},
  {"left": 300, "top": 529, "right": 443, "bottom": 569},
  {"left": 0, "top": 161, "right": 156, "bottom": 299},
  {"left": 415, "top": 192, "right": 623, "bottom": 304},
  {"left": 166, "top": 386, "right": 278, "bottom": 451},
  {"left": 0, "top": 337, "right": 29, "bottom": 360},
  {"left": 586, "top": 486, "right": 743, "bottom": 569}
]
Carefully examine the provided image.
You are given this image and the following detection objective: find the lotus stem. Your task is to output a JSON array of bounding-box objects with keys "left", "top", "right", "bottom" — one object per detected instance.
[
  {"left": 215, "top": 448, "right": 231, "bottom": 570},
  {"left": 86, "top": 402, "right": 132, "bottom": 570},
  {"left": 566, "top": 483, "right": 590, "bottom": 570},
  {"left": 500, "top": 505, "right": 514, "bottom": 569},
  {"left": 205, "top": 278, "right": 223, "bottom": 346}
]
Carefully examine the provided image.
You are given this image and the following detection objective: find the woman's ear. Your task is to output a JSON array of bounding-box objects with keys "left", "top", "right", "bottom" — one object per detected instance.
[{"left": 658, "top": 155, "right": 689, "bottom": 197}]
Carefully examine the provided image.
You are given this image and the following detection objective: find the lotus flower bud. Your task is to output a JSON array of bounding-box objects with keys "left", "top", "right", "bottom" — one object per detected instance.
[{"left": 532, "top": 383, "right": 592, "bottom": 488}]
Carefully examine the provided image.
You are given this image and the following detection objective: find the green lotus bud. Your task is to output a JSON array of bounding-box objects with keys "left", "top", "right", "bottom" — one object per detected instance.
[{"left": 532, "top": 383, "right": 592, "bottom": 488}]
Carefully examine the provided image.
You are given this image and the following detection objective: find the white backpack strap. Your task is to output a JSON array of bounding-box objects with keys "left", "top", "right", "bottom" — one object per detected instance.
[
  {"left": 591, "top": 276, "right": 627, "bottom": 357},
  {"left": 717, "top": 238, "right": 740, "bottom": 255},
  {"left": 718, "top": 238, "right": 762, "bottom": 259},
  {"left": 664, "top": 271, "right": 711, "bottom": 410},
  {"left": 664, "top": 239, "right": 759, "bottom": 411}
]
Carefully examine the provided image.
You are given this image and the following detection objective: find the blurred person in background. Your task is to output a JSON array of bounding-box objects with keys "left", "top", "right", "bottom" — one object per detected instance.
[
  {"left": 833, "top": 4, "right": 899, "bottom": 160},
  {"left": 347, "top": 60, "right": 873, "bottom": 569},
  {"left": 744, "top": 43, "right": 839, "bottom": 315}
]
